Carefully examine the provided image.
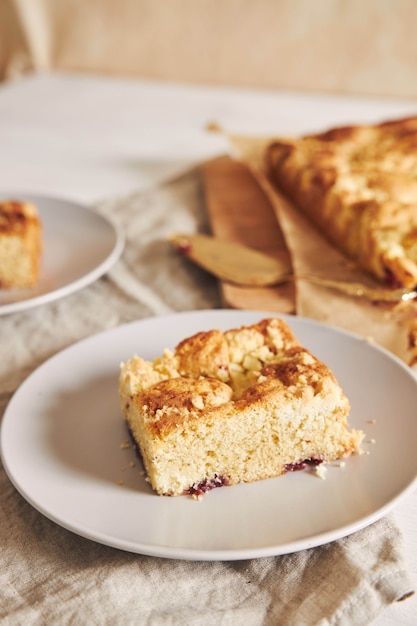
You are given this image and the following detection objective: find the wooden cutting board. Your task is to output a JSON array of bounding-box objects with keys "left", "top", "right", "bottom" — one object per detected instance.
[{"left": 201, "top": 155, "right": 295, "bottom": 313}]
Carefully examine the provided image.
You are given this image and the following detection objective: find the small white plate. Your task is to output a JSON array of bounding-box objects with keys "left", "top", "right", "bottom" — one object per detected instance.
[
  {"left": 2, "top": 310, "right": 417, "bottom": 561},
  {"left": 0, "top": 193, "right": 124, "bottom": 315}
]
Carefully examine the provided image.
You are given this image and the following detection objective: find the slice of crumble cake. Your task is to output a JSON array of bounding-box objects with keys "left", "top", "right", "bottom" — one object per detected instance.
[{"left": 119, "top": 318, "right": 363, "bottom": 496}]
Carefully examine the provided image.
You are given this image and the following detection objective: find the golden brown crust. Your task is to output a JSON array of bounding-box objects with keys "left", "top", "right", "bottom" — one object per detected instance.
[
  {"left": 140, "top": 377, "right": 233, "bottom": 437},
  {"left": 123, "top": 318, "right": 298, "bottom": 413},
  {"left": 265, "top": 115, "right": 417, "bottom": 288},
  {"left": 175, "top": 329, "right": 230, "bottom": 380},
  {"left": 125, "top": 318, "right": 341, "bottom": 436}
]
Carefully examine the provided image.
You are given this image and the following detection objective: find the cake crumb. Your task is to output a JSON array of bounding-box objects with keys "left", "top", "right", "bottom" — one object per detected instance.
[
  {"left": 120, "top": 440, "right": 130, "bottom": 449},
  {"left": 129, "top": 461, "right": 136, "bottom": 468},
  {"left": 205, "top": 121, "right": 222, "bottom": 133},
  {"left": 117, "top": 480, "right": 124, "bottom": 486},
  {"left": 368, "top": 419, "right": 377, "bottom": 424},
  {"left": 314, "top": 464, "right": 327, "bottom": 479}
]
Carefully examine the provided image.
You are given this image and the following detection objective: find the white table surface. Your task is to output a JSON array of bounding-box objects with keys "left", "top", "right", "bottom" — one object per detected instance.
[{"left": 0, "top": 72, "right": 416, "bottom": 625}]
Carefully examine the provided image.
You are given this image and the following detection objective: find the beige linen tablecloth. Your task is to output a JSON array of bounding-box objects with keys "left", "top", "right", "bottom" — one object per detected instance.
[{"left": 0, "top": 168, "right": 414, "bottom": 625}]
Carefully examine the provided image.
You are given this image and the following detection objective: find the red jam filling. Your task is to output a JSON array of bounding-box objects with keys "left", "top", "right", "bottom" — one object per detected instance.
[
  {"left": 284, "top": 458, "right": 323, "bottom": 472},
  {"left": 185, "top": 474, "right": 230, "bottom": 496}
]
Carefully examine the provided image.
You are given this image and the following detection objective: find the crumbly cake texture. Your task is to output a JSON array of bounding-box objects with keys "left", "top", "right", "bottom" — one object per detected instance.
[
  {"left": 119, "top": 318, "right": 364, "bottom": 497},
  {"left": 0, "top": 200, "right": 42, "bottom": 288},
  {"left": 265, "top": 115, "right": 417, "bottom": 289}
]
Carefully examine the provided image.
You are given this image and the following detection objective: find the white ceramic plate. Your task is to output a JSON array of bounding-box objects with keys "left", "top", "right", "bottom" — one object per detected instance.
[
  {"left": 0, "top": 193, "right": 124, "bottom": 315},
  {"left": 2, "top": 310, "right": 417, "bottom": 561}
]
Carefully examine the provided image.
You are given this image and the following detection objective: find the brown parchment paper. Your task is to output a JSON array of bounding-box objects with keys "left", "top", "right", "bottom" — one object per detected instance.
[{"left": 228, "top": 134, "right": 417, "bottom": 364}]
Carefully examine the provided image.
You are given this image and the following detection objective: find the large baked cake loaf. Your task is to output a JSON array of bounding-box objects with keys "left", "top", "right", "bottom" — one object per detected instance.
[
  {"left": 0, "top": 200, "right": 42, "bottom": 288},
  {"left": 265, "top": 115, "right": 417, "bottom": 289},
  {"left": 119, "top": 317, "right": 363, "bottom": 496}
]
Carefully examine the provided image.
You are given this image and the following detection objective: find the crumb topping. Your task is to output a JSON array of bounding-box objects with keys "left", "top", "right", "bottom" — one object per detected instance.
[
  {"left": 0, "top": 200, "right": 39, "bottom": 234},
  {"left": 119, "top": 318, "right": 344, "bottom": 436}
]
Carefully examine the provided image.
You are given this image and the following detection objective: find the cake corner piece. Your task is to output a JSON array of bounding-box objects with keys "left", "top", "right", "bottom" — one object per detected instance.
[{"left": 0, "top": 199, "right": 42, "bottom": 289}]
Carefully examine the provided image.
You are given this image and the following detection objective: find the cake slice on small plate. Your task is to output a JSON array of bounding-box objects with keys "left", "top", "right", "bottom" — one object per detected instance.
[
  {"left": 0, "top": 200, "right": 42, "bottom": 288},
  {"left": 119, "top": 317, "right": 364, "bottom": 497}
]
